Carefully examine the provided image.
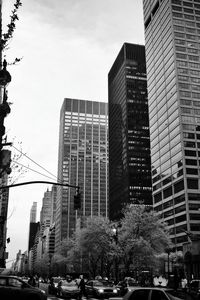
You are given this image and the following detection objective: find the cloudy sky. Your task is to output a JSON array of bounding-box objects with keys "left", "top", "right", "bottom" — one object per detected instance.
[{"left": 2, "top": 0, "right": 145, "bottom": 267}]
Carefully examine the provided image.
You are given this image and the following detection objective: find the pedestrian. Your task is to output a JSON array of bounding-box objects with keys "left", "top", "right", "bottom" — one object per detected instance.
[
  {"left": 78, "top": 274, "right": 87, "bottom": 300},
  {"left": 28, "top": 275, "right": 36, "bottom": 287},
  {"left": 181, "top": 277, "right": 188, "bottom": 292}
]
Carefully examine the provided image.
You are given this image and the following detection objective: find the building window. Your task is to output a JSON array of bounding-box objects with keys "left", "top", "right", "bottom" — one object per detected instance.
[
  {"left": 174, "top": 180, "right": 184, "bottom": 193},
  {"left": 154, "top": 192, "right": 162, "bottom": 203},
  {"left": 186, "top": 168, "right": 198, "bottom": 175},
  {"left": 186, "top": 159, "right": 197, "bottom": 165},
  {"left": 187, "top": 178, "right": 199, "bottom": 189},
  {"left": 163, "top": 186, "right": 173, "bottom": 199}
]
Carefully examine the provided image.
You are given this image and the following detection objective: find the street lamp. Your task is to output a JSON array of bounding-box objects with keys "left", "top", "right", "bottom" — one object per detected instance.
[{"left": 112, "top": 226, "right": 119, "bottom": 283}]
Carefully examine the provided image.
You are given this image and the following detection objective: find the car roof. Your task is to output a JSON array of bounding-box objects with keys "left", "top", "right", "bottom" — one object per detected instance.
[
  {"left": 0, "top": 275, "right": 20, "bottom": 278},
  {"left": 127, "top": 287, "right": 174, "bottom": 291},
  {"left": 191, "top": 279, "right": 200, "bottom": 282}
]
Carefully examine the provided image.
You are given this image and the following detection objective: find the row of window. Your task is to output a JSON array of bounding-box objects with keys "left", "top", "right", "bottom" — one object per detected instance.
[
  {"left": 174, "top": 18, "right": 200, "bottom": 28},
  {"left": 181, "top": 106, "right": 200, "bottom": 114},
  {"left": 154, "top": 178, "right": 200, "bottom": 203},
  {"left": 172, "top": 1, "right": 200, "bottom": 9},
  {"left": 182, "top": 115, "right": 200, "bottom": 124},
  {"left": 174, "top": 24, "right": 200, "bottom": 34},
  {"left": 184, "top": 140, "right": 200, "bottom": 148},
  {"left": 173, "top": 11, "right": 200, "bottom": 21},
  {"left": 173, "top": 5, "right": 200, "bottom": 15},
  {"left": 181, "top": 100, "right": 200, "bottom": 109}
]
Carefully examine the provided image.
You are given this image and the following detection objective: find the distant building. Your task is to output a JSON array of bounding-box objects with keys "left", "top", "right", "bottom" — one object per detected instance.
[
  {"left": 30, "top": 202, "right": 37, "bottom": 223},
  {"left": 108, "top": 43, "right": 152, "bottom": 221},
  {"left": 55, "top": 98, "right": 108, "bottom": 250},
  {"left": 28, "top": 202, "right": 39, "bottom": 252},
  {"left": 50, "top": 185, "right": 57, "bottom": 225},
  {"left": 143, "top": 0, "right": 200, "bottom": 251},
  {"left": 40, "top": 189, "right": 52, "bottom": 227}
]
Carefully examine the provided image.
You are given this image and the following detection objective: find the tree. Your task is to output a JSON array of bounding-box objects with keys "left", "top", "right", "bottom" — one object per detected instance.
[
  {"left": 118, "top": 205, "right": 172, "bottom": 276},
  {"left": 34, "top": 253, "right": 49, "bottom": 277},
  {"left": 59, "top": 216, "right": 115, "bottom": 278},
  {"left": 76, "top": 216, "right": 113, "bottom": 278},
  {"left": 1, "top": 0, "right": 22, "bottom": 52}
]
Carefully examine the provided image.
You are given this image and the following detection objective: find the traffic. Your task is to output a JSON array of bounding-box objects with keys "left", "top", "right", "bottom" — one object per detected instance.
[{"left": 0, "top": 272, "right": 199, "bottom": 300}]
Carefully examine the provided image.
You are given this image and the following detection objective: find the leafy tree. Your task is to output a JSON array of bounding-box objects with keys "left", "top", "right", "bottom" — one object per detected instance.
[
  {"left": 67, "top": 216, "right": 115, "bottom": 278},
  {"left": 118, "top": 205, "right": 172, "bottom": 275},
  {"left": 1, "top": 0, "right": 22, "bottom": 52},
  {"left": 34, "top": 253, "right": 49, "bottom": 277}
]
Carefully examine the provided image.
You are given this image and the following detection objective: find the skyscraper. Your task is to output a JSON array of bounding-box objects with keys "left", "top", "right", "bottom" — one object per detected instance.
[
  {"left": 143, "top": 0, "right": 200, "bottom": 250},
  {"left": 108, "top": 43, "right": 152, "bottom": 221},
  {"left": 28, "top": 202, "right": 39, "bottom": 252},
  {"left": 30, "top": 202, "right": 37, "bottom": 223},
  {"left": 55, "top": 98, "right": 108, "bottom": 250}
]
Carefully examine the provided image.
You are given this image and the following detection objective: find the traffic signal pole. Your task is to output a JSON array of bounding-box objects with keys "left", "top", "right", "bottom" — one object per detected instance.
[
  {"left": 0, "top": 180, "right": 80, "bottom": 268},
  {"left": 0, "top": 61, "right": 12, "bottom": 268}
]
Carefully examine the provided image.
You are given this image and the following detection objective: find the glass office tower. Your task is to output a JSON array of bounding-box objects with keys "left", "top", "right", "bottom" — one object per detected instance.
[
  {"left": 55, "top": 98, "right": 108, "bottom": 250},
  {"left": 108, "top": 43, "right": 152, "bottom": 221},
  {"left": 143, "top": 0, "right": 200, "bottom": 250}
]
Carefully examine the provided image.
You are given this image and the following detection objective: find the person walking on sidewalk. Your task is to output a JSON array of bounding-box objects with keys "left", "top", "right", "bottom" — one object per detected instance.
[{"left": 78, "top": 274, "right": 87, "bottom": 299}]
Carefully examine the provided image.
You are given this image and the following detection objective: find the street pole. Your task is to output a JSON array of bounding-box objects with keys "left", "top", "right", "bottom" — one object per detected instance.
[
  {"left": 112, "top": 227, "right": 119, "bottom": 283},
  {"left": 0, "top": 60, "right": 11, "bottom": 268}
]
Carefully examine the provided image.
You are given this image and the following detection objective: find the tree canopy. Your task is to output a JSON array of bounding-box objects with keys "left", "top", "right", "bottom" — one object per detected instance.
[{"left": 51, "top": 205, "right": 172, "bottom": 278}]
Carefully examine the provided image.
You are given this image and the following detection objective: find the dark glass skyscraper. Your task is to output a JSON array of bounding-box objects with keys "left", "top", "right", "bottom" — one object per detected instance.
[{"left": 108, "top": 43, "right": 152, "bottom": 221}]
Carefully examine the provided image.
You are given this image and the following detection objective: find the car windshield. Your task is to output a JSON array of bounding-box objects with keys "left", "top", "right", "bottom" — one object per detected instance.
[
  {"left": 93, "top": 281, "right": 105, "bottom": 287},
  {"left": 190, "top": 281, "right": 200, "bottom": 288},
  {"left": 94, "top": 280, "right": 113, "bottom": 287},
  {"left": 62, "top": 280, "right": 76, "bottom": 286}
]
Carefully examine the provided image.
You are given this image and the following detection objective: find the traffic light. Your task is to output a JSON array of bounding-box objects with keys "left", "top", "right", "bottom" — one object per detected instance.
[
  {"left": 0, "top": 149, "right": 12, "bottom": 175},
  {"left": 74, "top": 192, "right": 81, "bottom": 210}
]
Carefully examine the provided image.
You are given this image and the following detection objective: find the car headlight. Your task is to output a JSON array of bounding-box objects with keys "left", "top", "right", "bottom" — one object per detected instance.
[
  {"left": 40, "top": 289, "right": 46, "bottom": 294},
  {"left": 128, "top": 288, "right": 132, "bottom": 292},
  {"left": 113, "top": 289, "right": 118, "bottom": 293},
  {"left": 98, "top": 288, "right": 104, "bottom": 293}
]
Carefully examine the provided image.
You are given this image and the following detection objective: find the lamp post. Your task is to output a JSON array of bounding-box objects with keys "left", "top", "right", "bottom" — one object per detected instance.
[
  {"left": 0, "top": 59, "right": 11, "bottom": 268},
  {"left": 165, "top": 248, "right": 171, "bottom": 280},
  {"left": 112, "top": 226, "right": 119, "bottom": 283}
]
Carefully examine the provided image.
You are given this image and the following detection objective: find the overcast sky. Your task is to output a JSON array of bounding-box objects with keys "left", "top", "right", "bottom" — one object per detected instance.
[{"left": 2, "top": 0, "right": 145, "bottom": 267}]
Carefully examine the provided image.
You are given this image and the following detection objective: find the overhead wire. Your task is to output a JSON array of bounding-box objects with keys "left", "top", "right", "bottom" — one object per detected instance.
[
  {"left": 11, "top": 144, "right": 63, "bottom": 183},
  {"left": 11, "top": 159, "right": 61, "bottom": 183}
]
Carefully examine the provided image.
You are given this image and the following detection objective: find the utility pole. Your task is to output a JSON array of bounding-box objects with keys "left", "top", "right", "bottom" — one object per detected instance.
[
  {"left": 0, "top": 62, "right": 11, "bottom": 268},
  {"left": 0, "top": 3, "right": 12, "bottom": 265},
  {"left": 0, "top": 0, "right": 22, "bottom": 268}
]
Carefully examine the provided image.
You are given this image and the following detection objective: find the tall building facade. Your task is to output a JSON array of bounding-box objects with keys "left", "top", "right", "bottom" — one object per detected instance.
[
  {"left": 30, "top": 202, "right": 37, "bottom": 223},
  {"left": 108, "top": 43, "right": 152, "bottom": 221},
  {"left": 143, "top": 0, "right": 200, "bottom": 250},
  {"left": 55, "top": 98, "right": 108, "bottom": 250},
  {"left": 28, "top": 202, "right": 39, "bottom": 252},
  {"left": 40, "top": 189, "right": 52, "bottom": 228}
]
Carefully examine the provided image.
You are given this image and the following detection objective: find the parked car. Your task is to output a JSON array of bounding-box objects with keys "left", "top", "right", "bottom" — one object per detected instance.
[
  {"left": 85, "top": 279, "right": 118, "bottom": 298},
  {"left": 57, "top": 278, "right": 80, "bottom": 298},
  {"left": 0, "top": 275, "right": 47, "bottom": 300},
  {"left": 189, "top": 280, "right": 200, "bottom": 300},
  {"left": 109, "top": 287, "right": 195, "bottom": 300}
]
